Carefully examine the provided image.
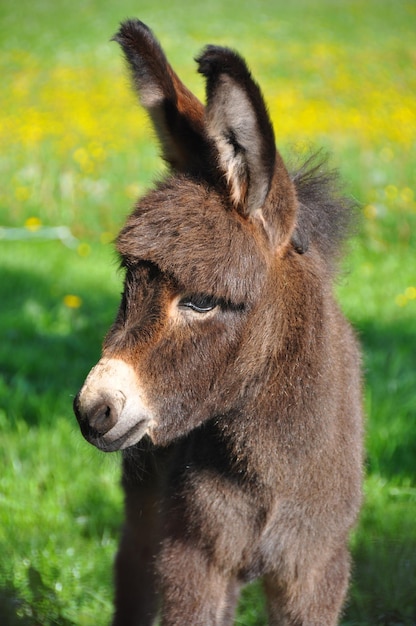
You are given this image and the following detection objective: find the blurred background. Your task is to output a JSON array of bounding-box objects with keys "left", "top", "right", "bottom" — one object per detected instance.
[{"left": 0, "top": 0, "right": 415, "bottom": 623}]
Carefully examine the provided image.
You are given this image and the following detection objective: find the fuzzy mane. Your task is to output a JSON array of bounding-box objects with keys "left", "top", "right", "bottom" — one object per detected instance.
[{"left": 291, "top": 151, "right": 357, "bottom": 267}]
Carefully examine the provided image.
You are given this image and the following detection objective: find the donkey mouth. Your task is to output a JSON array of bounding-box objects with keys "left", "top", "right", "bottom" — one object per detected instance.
[{"left": 81, "top": 417, "right": 152, "bottom": 452}]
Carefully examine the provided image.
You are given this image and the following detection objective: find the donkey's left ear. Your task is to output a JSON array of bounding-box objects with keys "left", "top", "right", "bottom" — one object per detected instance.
[{"left": 197, "top": 46, "right": 278, "bottom": 217}]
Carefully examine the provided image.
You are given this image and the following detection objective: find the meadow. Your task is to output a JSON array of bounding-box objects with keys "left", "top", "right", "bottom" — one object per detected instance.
[{"left": 0, "top": 0, "right": 415, "bottom": 624}]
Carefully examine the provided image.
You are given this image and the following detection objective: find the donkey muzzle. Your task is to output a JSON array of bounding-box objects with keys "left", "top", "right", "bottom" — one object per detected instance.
[{"left": 73, "top": 358, "right": 154, "bottom": 452}]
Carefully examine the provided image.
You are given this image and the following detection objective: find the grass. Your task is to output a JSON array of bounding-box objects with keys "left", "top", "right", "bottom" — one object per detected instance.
[{"left": 1, "top": 0, "right": 415, "bottom": 624}]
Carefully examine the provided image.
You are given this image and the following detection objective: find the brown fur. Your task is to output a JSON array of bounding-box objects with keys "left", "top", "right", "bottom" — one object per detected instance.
[{"left": 74, "top": 19, "right": 363, "bottom": 626}]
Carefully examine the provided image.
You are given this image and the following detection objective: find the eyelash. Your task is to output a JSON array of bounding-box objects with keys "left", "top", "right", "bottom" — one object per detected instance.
[{"left": 178, "top": 295, "right": 219, "bottom": 313}]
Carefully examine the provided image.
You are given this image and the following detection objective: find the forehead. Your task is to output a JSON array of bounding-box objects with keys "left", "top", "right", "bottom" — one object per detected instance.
[{"left": 116, "top": 176, "right": 268, "bottom": 303}]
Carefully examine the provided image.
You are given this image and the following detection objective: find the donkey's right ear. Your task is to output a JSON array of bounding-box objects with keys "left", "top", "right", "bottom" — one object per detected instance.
[{"left": 113, "top": 20, "right": 211, "bottom": 174}]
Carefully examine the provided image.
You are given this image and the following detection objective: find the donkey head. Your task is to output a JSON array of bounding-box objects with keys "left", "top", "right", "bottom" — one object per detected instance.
[{"left": 74, "top": 20, "right": 301, "bottom": 451}]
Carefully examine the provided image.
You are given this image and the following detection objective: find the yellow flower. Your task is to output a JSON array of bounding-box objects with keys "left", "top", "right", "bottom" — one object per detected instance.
[
  {"left": 395, "top": 294, "right": 407, "bottom": 307},
  {"left": 24, "top": 216, "right": 41, "bottom": 231},
  {"left": 63, "top": 294, "right": 82, "bottom": 309},
  {"left": 73, "top": 147, "right": 94, "bottom": 173},
  {"left": 77, "top": 242, "right": 91, "bottom": 257},
  {"left": 15, "top": 186, "right": 31, "bottom": 202},
  {"left": 125, "top": 183, "right": 141, "bottom": 200},
  {"left": 363, "top": 205, "right": 377, "bottom": 220},
  {"left": 405, "top": 287, "right": 416, "bottom": 300},
  {"left": 88, "top": 141, "right": 106, "bottom": 162},
  {"left": 400, "top": 188, "right": 414, "bottom": 204},
  {"left": 100, "top": 232, "right": 114, "bottom": 245},
  {"left": 395, "top": 288, "right": 416, "bottom": 307},
  {"left": 384, "top": 185, "right": 398, "bottom": 201}
]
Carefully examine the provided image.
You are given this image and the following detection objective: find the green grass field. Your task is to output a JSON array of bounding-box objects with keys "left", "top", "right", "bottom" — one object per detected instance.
[{"left": 1, "top": 0, "right": 415, "bottom": 624}]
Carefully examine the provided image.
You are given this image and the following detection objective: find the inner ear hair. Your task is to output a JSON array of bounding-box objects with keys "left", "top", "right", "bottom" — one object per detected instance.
[{"left": 197, "top": 46, "right": 276, "bottom": 217}]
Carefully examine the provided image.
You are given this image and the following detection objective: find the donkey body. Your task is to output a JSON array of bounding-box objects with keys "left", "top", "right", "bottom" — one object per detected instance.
[{"left": 74, "top": 20, "right": 363, "bottom": 626}]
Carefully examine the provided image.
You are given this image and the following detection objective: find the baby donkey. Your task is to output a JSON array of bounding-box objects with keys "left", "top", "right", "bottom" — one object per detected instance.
[{"left": 74, "top": 19, "right": 363, "bottom": 626}]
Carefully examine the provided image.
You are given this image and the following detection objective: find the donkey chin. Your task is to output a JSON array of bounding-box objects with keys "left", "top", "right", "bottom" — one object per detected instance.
[{"left": 73, "top": 357, "right": 155, "bottom": 452}]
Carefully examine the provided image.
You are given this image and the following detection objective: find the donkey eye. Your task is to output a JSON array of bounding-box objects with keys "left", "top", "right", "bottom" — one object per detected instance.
[{"left": 178, "top": 295, "right": 218, "bottom": 313}]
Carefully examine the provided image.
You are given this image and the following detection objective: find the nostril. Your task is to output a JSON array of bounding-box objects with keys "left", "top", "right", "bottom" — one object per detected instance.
[
  {"left": 73, "top": 386, "right": 126, "bottom": 440},
  {"left": 89, "top": 401, "right": 118, "bottom": 435},
  {"left": 73, "top": 391, "right": 119, "bottom": 437}
]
